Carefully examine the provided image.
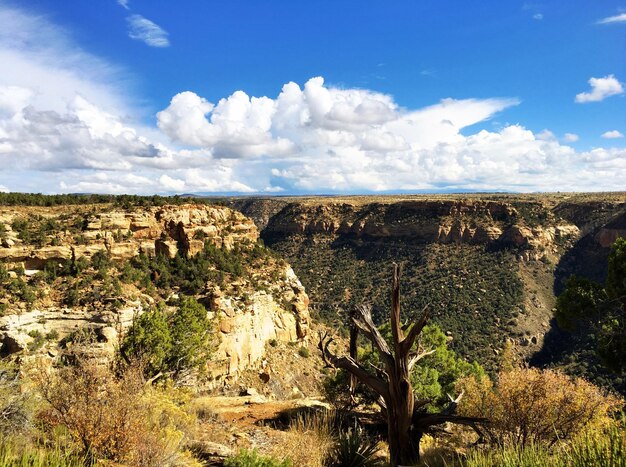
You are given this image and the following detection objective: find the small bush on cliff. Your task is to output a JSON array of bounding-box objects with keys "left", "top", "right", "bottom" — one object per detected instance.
[
  {"left": 121, "top": 308, "right": 173, "bottom": 376},
  {"left": 168, "top": 297, "right": 213, "bottom": 378},
  {"left": 121, "top": 298, "right": 213, "bottom": 379}
]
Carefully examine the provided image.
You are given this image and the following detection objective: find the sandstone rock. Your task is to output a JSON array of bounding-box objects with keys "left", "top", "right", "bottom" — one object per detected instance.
[
  {"left": 155, "top": 239, "right": 179, "bottom": 258},
  {"left": 0, "top": 333, "right": 29, "bottom": 354},
  {"left": 473, "top": 226, "right": 503, "bottom": 243},
  {"left": 109, "top": 242, "right": 138, "bottom": 261},
  {"left": 32, "top": 246, "right": 72, "bottom": 261},
  {"left": 72, "top": 245, "right": 105, "bottom": 259},
  {"left": 596, "top": 229, "right": 626, "bottom": 248},
  {"left": 100, "top": 213, "right": 131, "bottom": 230},
  {"left": 241, "top": 387, "right": 259, "bottom": 396},
  {"left": 502, "top": 225, "right": 533, "bottom": 247},
  {"left": 555, "top": 224, "right": 580, "bottom": 239},
  {"left": 0, "top": 246, "right": 31, "bottom": 262},
  {"left": 0, "top": 204, "right": 309, "bottom": 388},
  {"left": 98, "top": 326, "right": 118, "bottom": 344}
]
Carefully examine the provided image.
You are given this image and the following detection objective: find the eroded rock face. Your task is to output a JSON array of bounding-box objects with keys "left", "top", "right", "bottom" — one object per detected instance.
[
  {"left": 0, "top": 302, "right": 143, "bottom": 358},
  {"left": 207, "top": 264, "right": 310, "bottom": 382},
  {"left": 0, "top": 204, "right": 258, "bottom": 269},
  {"left": 0, "top": 204, "right": 310, "bottom": 385},
  {"left": 263, "top": 200, "right": 580, "bottom": 261}
]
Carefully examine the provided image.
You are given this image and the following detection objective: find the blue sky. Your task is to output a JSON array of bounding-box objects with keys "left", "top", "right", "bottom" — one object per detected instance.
[{"left": 0, "top": 0, "right": 624, "bottom": 194}]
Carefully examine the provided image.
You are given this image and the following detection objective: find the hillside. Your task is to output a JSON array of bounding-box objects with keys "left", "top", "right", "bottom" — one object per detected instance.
[
  {"left": 0, "top": 203, "right": 314, "bottom": 391},
  {"left": 229, "top": 193, "right": 626, "bottom": 384}
]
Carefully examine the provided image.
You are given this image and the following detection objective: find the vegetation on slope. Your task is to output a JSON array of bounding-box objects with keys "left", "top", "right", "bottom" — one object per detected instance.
[
  {"left": 267, "top": 236, "right": 522, "bottom": 372},
  {"left": 554, "top": 237, "right": 626, "bottom": 376}
]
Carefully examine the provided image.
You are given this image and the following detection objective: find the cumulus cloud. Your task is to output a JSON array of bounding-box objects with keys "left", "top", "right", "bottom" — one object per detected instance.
[
  {"left": 575, "top": 75, "right": 624, "bottom": 103},
  {"left": 155, "top": 77, "right": 625, "bottom": 193},
  {"left": 1, "top": 5, "right": 625, "bottom": 195},
  {"left": 0, "top": 88, "right": 166, "bottom": 171},
  {"left": 602, "top": 130, "right": 624, "bottom": 139},
  {"left": 158, "top": 77, "right": 518, "bottom": 158},
  {"left": 597, "top": 13, "right": 626, "bottom": 24},
  {"left": 127, "top": 14, "right": 170, "bottom": 47},
  {"left": 0, "top": 4, "right": 185, "bottom": 193},
  {"left": 563, "top": 133, "right": 579, "bottom": 142}
]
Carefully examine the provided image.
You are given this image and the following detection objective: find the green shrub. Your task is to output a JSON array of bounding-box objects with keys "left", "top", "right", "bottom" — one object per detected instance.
[
  {"left": 328, "top": 426, "right": 383, "bottom": 467},
  {"left": 121, "top": 308, "right": 172, "bottom": 376},
  {"left": 225, "top": 449, "right": 291, "bottom": 467},
  {"left": 463, "top": 420, "right": 626, "bottom": 467},
  {"left": 464, "top": 444, "right": 553, "bottom": 467},
  {"left": 567, "top": 421, "right": 626, "bottom": 467},
  {"left": 298, "top": 346, "right": 310, "bottom": 358},
  {"left": 45, "top": 330, "right": 59, "bottom": 341},
  {"left": 27, "top": 330, "right": 45, "bottom": 352},
  {"left": 121, "top": 298, "right": 213, "bottom": 379},
  {"left": 556, "top": 238, "right": 626, "bottom": 373}
]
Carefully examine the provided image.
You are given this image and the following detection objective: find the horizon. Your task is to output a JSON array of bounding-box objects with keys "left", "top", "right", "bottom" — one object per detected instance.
[{"left": 0, "top": 1, "right": 625, "bottom": 195}]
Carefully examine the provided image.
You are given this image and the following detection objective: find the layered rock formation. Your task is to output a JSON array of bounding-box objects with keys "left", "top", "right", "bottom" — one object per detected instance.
[
  {"left": 0, "top": 204, "right": 310, "bottom": 384},
  {"left": 207, "top": 266, "right": 309, "bottom": 379},
  {"left": 258, "top": 200, "right": 581, "bottom": 261},
  {"left": 0, "top": 205, "right": 257, "bottom": 271}
]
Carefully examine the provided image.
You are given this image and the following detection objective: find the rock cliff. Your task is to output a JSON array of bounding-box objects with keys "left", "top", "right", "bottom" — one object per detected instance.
[
  {"left": 228, "top": 194, "right": 626, "bottom": 373},
  {"left": 258, "top": 199, "right": 581, "bottom": 262},
  {"left": 0, "top": 204, "right": 310, "bottom": 386},
  {"left": 0, "top": 204, "right": 257, "bottom": 270}
]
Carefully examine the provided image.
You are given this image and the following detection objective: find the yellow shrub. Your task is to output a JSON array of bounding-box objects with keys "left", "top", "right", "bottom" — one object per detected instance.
[
  {"left": 458, "top": 368, "right": 621, "bottom": 447},
  {"left": 31, "top": 360, "right": 197, "bottom": 466}
]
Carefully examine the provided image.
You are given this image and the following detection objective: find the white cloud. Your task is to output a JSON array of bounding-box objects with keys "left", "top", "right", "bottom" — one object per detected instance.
[
  {"left": 575, "top": 75, "right": 624, "bottom": 103},
  {"left": 117, "top": 0, "right": 130, "bottom": 10},
  {"left": 597, "top": 13, "right": 626, "bottom": 24},
  {"left": 0, "top": 185, "right": 8, "bottom": 193},
  {"left": 127, "top": 15, "right": 170, "bottom": 48},
  {"left": 158, "top": 77, "right": 518, "bottom": 158},
  {"left": 1, "top": 5, "right": 625, "bottom": 195},
  {"left": 0, "top": 4, "right": 178, "bottom": 189},
  {"left": 563, "top": 133, "right": 579, "bottom": 142},
  {"left": 159, "top": 174, "right": 185, "bottom": 191},
  {"left": 0, "top": 6, "right": 131, "bottom": 114},
  {"left": 533, "top": 13, "right": 543, "bottom": 20},
  {"left": 602, "top": 130, "right": 624, "bottom": 139}
]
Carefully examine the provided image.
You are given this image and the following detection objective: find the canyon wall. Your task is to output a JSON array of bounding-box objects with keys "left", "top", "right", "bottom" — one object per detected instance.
[{"left": 0, "top": 204, "right": 310, "bottom": 386}]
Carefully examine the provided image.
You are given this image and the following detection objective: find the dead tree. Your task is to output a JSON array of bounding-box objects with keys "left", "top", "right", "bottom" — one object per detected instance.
[{"left": 319, "top": 263, "right": 484, "bottom": 466}]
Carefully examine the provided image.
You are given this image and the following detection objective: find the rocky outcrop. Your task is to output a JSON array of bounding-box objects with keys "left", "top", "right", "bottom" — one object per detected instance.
[
  {"left": 261, "top": 200, "right": 579, "bottom": 261},
  {"left": 0, "top": 204, "right": 310, "bottom": 385},
  {"left": 595, "top": 211, "right": 626, "bottom": 247},
  {"left": 207, "top": 264, "right": 310, "bottom": 381},
  {"left": 0, "top": 204, "right": 258, "bottom": 270},
  {"left": 0, "top": 301, "right": 144, "bottom": 358}
]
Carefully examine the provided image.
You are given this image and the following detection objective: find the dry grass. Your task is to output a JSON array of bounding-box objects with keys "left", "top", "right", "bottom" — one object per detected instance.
[{"left": 268, "top": 410, "right": 335, "bottom": 467}]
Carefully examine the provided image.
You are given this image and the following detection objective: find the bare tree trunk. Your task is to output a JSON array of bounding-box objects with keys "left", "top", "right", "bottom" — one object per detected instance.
[
  {"left": 387, "top": 264, "right": 420, "bottom": 465},
  {"left": 349, "top": 307, "right": 358, "bottom": 406},
  {"left": 319, "top": 263, "right": 484, "bottom": 467}
]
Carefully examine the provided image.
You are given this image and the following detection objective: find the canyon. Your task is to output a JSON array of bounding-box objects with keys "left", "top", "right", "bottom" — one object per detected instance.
[{"left": 1, "top": 192, "right": 625, "bottom": 391}]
